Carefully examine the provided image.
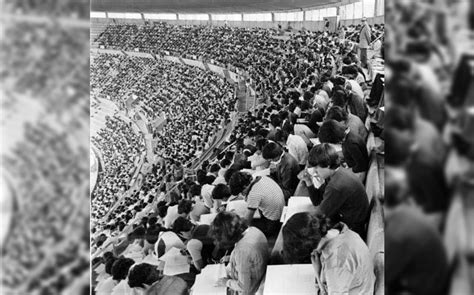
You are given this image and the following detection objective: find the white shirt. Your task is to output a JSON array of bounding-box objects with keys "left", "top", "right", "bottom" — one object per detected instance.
[{"left": 286, "top": 134, "right": 308, "bottom": 166}]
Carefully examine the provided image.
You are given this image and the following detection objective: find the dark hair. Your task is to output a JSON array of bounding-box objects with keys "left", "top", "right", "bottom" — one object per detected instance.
[
  {"left": 210, "top": 163, "right": 221, "bottom": 174},
  {"left": 102, "top": 251, "right": 114, "bottom": 262},
  {"left": 261, "top": 141, "right": 283, "bottom": 160},
  {"left": 270, "top": 114, "right": 281, "bottom": 128},
  {"left": 274, "top": 129, "right": 289, "bottom": 144},
  {"left": 189, "top": 184, "right": 202, "bottom": 197},
  {"left": 105, "top": 257, "right": 117, "bottom": 275},
  {"left": 384, "top": 128, "right": 413, "bottom": 166},
  {"left": 169, "top": 191, "right": 181, "bottom": 205},
  {"left": 111, "top": 257, "right": 135, "bottom": 281},
  {"left": 385, "top": 105, "right": 415, "bottom": 131},
  {"left": 206, "top": 175, "right": 216, "bottom": 184},
  {"left": 282, "top": 213, "right": 326, "bottom": 263},
  {"left": 332, "top": 90, "right": 348, "bottom": 107},
  {"left": 318, "top": 120, "right": 346, "bottom": 144},
  {"left": 196, "top": 169, "right": 207, "bottom": 185},
  {"left": 157, "top": 201, "right": 169, "bottom": 218},
  {"left": 325, "top": 106, "right": 348, "bottom": 123},
  {"left": 172, "top": 216, "right": 194, "bottom": 233},
  {"left": 228, "top": 171, "right": 253, "bottom": 196},
  {"left": 209, "top": 212, "right": 248, "bottom": 248},
  {"left": 148, "top": 216, "right": 158, "bottom": 227},
  {"left": 212, "top": 183, "right": 231, "bottom": 200},
  {"left": 308, "top": 143, "right": 341, "bottom": 169},
  {"left": 145, "top": 224, "right": 162, "bottom": 244},
  {"left": 220, "top": 158, "right": 231, "bottom": 168},
  {"left": 128, "top": 263, "right": 160, "bottom": 289},
  {"left": 177, "top": 199, "right": 193, "bottom": 215},
  {"left": 308, "top": 109, "right": 324, "bottom": 134},
  {"left": 224, "top": 164, "right": 240, "bottom": 183}
]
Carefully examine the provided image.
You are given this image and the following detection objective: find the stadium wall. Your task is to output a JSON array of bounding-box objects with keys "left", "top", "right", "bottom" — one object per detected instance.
[{"left": 92, "top": 16, "right": 384, "bottom": 31}]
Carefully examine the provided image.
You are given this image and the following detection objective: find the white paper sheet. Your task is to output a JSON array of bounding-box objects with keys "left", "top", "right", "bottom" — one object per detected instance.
[
  {"left": 160, "top": 247, "right": 190, "bottom": 276},
  {"left": 192, "top": 264, "right": 227, "bottom": 295},
  {"left": 263, "top": 264, "right": 317, "bottom": 295},
  {"left": 283, "top": 197, "right": 314, "bottom": 225}
]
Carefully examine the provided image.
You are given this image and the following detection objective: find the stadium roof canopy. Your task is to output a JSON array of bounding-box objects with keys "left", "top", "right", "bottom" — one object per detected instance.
[{"left": 91, "top": 0, "right": 341, "bottom": 13}]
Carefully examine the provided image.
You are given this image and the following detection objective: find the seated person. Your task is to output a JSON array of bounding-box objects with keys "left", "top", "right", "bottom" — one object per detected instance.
[
  {"left": 262, "top": 141, "right": 301, "bottom": 201},
  {"left": 111, "top": 257, "right": 139, "bottom": 294},
  {"left": 275, "top": 128, "right": 308, "bottom": 170},
  {"left": 229, "top": 171, "right": 285, "bottom": 238},
  {"left": 282, "top": 212, "right": 375, "bottom": 294},
  {"left": 385, "top": 167, "right": 449, "bottom": 295},
  {"left": 325, "top": 105, "right": 368, "bottom": 142},
  {"left": 172, "top": 216, "right": 216, "bottom": 272},
  {"left": 319, "top": 119, "right": 369, "bottom": 174},
  {"left": 154, "top": 229, "right": 185, "bottom": 258},
  {"left": 303, "top": 144, "right": 369, "bottom": 237},
  {"left": 210, "top": 212, "right": 269, "bottom": 295},
  {"left": 128, "top": 263, "right": 188, "bottom": 295},
  {"left": 212, "top": 183, "right": 247, "bottom": 218}
]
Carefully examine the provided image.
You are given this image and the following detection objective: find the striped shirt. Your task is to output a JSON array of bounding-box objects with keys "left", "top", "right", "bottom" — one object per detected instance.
[{"left": 246, "top": 176, "right": 285, "bottom": 221}]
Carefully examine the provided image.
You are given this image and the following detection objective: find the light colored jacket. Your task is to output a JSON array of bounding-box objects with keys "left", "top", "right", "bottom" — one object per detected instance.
[{"left": 358, "top": 24, "right": 372, "bottom": 49}]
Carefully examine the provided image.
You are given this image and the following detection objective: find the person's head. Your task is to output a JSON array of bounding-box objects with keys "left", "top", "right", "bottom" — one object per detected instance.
[
  {"left": 361, "top": 17, "right": 367, "bottom": 24},
  {"left": 157, "top": 201, "right": 169, "bottom": 219},
  {"left": 228, "top": 171, "right": 253, "bottom": 196},
  {"left": 331, "top": 90, "right": 348, "bottom": 108},
  {"left": 212, "top": 183, "right": 231, "bottom": 201},
  {"left": 111, "top": 257, "right": 135, "bottom": 281},
  {"left": 325, "top": 106, "right": 348, "bottom": 124},
  {"left": 220, "top": 158, "right": 231, "bottom": 169},
  {"left": 105, "top": 257, "right": 117, "bottom": 275},
  {"left": 128, "top": 263, "right": 161, "bottom": 289},
  {"left": 196, "top": 169, "right": 208, "bottom": 185},
  {"left": 177, "top": 199, "right": 193, "bottom": 215},
  {"left": 282, "top": 213, "right": 329, "bottom": 263},
  {"left": 318, "top": 119, "right": 347, "bottom": 144},
  {"left": 209, "top": 163, "right": 221, "bottom": 175},
  {"left": 274, "top": 129, "right": 290, "bottom": 146},
  {"left": 103, "top": 251, "right": 114, "bottom": 263},
  {"left": 172, "top": 216, "right": 195, "bottom": 239},
  {"left": 307, "top": 143, "right": 341, "bottom": 179},
  {"left": 210, "top": 211, "right": 248, "bottom": 249},
  {"left": 145, "top": 224, "right": 162, "bottom": 244},
  {"left": 384, "top": 167, "right": 410, "bottom": 216},
  {"left": 261, "top": 141, "right": 284, "bottom": 163}
]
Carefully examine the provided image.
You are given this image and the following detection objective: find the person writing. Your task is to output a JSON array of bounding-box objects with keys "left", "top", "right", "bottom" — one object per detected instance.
[
  {"left": 210, "top": 212, "right": 269, "bottom": 295},
  {"left": 282, "top": 212, "right": 375, "bottom": 294}
]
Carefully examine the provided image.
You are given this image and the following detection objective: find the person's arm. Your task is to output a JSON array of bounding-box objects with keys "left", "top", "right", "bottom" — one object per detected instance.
[
  {"left": 279, "top": 161, "right": 297, "bottom": 198},
  {"left": 226, "top": 250, "right": 257, "bottom": 295},
  {"left": 324, "top": 263, "right": 353, "bottom": 294},
  {"left": 246, "top": 207, "right": 257, "bottom": 225},
  {"left": 307, "top": 182, "right": 327, "bottom": 206},
  {"left": 186, "top": 239, "right": 204, "bottom": 271},
  {"left": 343, "top": 142, "right": 368, "bottom": 173},
  {"left": 318, "top": 184, "right": 346, "bottom": 219}
]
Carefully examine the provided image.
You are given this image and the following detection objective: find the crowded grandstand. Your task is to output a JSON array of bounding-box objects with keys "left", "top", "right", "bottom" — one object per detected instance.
[{"left": 90, "top": 0, "right": 388, "bottom": 294}]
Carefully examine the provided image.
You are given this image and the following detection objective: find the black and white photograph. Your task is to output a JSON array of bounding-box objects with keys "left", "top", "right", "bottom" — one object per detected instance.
[
  {"left": 1, "top": 0, "right": 473, "bottom": 294},
  {"left": 89, "top": 1, "right": 385, "bottom": 294}
]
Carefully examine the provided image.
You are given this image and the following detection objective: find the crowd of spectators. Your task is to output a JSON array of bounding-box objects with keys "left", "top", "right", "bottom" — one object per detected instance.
[
  {"left": 2, "top": 122, "right": 90, "bottom": 294},
  {"left": 91, "top": 19, "right": 387, "bottom": 295},
  {"left": 382, "top": 1, "right": 474, "bottom": 294},
  {"left": 91, "top": 115, "right": 145, "bottom": 221},
  {"left": 5, "top": 0, "right": 90, "bottom": 19},
  {"left": 94, "top": 22, "right": 384, "bottom": 100},
  {"left": 3, "top": 22, "right": 90, "bottom": 115},
  {"left": 91, "top": 54, "right": 236, "bottom": 225},
  {"left": 3, "top": 0, "right": 95, "bottom": 294}
]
